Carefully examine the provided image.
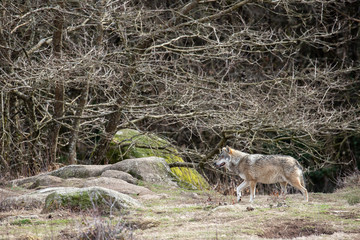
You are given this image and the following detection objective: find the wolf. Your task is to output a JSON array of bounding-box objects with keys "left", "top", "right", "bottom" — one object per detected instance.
[{"left": 214, "top": 146, "right": 308, "bottom": 202}]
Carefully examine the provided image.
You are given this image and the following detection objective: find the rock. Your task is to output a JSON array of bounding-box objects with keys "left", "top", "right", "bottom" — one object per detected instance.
[
  {"left": 7, "top": 173, "right": 48, "bottom": 188},
  {"left": 36, "top": 187, "right": 80, "bottom": 195},
  {"left": 49, "top": 165, "right": 108, "bottom": 179},
  {"left": 28, "top": 175, "right": 64, "bottom": 189},
  {"left": 61, "top": 178, "right": 87, "bottom": 188},
  {"left": 189, "top": 192, "right": 200, "bottom": 199},
  {"left": 0, "top": 192, "right": 48, "bottom": 211},
  {"left": 104, "top": 157, "right": 178, "bottom": 186},
  {"left": 109, "top": 129, "right": 170, "bottom": 160},
  {"left": 0, "top": 187, "right": 81, "bottom": 211},
  {"left": 83, "top": 177, "right": 153, "bottom": 196},
  {"left": 108, "top": 129, "right": 209, "bottom": 189},
  {"left": 42, "top": 186, "right": 141, "bottom": 213},
  {"left": 101, "top": 170, "right": 137, "bottom": 184},
  {"left": 8, "top": 174, "right": 73, "bottom": 190}
]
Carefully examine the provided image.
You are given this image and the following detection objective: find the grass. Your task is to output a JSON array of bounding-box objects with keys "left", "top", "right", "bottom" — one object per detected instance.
[
  {"left": 346, "top": 194, "right": 360, "bottom": 205},
  {"left": 131, "top": 184, "right": 360, "bottom": 239},
  {"left": 10, "top": 219, "right": 32, "bottom": 226},
  {"left": 2, "top": 217, "right": 76, "bottom": 239},
  {"left": 1, "top": 182, "right": 360, "bottom": 239}
]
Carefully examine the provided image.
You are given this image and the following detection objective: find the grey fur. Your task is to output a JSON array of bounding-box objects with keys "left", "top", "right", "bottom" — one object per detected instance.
[{"left": 214, "top": 146, "right": 308, "bottom": 202}]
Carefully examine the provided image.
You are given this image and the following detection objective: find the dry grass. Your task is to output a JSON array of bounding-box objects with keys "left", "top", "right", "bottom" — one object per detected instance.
[
  {"left": 0, "top": 182, "right": 360, "bottom": 240},
  {"left": 130, "top": 184, "right": 360, "bottom": 240}
]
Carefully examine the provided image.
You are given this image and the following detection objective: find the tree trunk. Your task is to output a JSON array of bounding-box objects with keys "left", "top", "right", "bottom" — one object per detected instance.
[
  {"left": 0, "top": 90, "right": 10, "bottom": 173},
  {"left": 91, "top": 99, "right": 122, "bottom": 165},
  {"left": 48, "top": 4, "right": 64, "bottom": 166},
  {"left": 67, "top": 80, "right": 89, "bottom": 164}
]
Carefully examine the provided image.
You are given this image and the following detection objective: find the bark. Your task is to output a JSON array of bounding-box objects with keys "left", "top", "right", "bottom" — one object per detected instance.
[
  {"left": 95, "top": 0, "right": 105, "bottom": 46},
  {"left": 0, "top": 5, "right": 12, "bottom": 74},
  {"left": 48, "top": 4, "right": 64, "bottom": 166},
  {"left": 67, "top": 80, "right": 89, "bottom": 164},
  {"left": 91, "top": 99, "right": 122, "bottom": 165},
  {"left": 0, "top": 90, "right": 10, "bottom": 173}
]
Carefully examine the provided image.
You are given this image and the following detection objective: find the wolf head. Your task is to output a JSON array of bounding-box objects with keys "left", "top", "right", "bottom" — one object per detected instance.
[{"left": 213, "top": 146, "right": 233, "bottom": 169}]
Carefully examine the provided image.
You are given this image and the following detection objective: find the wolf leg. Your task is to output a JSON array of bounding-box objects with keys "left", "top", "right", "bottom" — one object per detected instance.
[
  {"left": 249, "top": 181, "right": 257, "bottom": 202},
  {"left": 280, "top": 182, "right": 287, "bottom": 195},
  {"left": 236, "top": 181, "right": 249, "bottom": 202},
  {"left": 289, "top": 177, "right": 308, "bottom": 202}
]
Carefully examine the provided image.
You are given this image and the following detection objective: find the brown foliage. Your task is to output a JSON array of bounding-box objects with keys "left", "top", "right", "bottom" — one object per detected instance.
[{"left": 0, "top": 0, "right": 359, "bottom": 191}]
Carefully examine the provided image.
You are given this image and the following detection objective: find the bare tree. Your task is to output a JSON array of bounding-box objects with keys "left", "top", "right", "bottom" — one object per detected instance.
[
  {"left": 1, "top": 0, "right": 359, "bottom": 192},
  {"left": 48, "top": 2, "right": 65, "bottom": 167}
]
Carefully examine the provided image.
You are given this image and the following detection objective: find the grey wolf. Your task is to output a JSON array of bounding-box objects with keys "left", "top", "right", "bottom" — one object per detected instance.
[{"left": 214, "top": 146, "right": 308, "bottom": 202}]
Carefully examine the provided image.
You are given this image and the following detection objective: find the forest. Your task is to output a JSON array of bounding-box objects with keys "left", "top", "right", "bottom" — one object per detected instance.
[{"left": 1, "top": 0, "right": 360, "bottom": 193}]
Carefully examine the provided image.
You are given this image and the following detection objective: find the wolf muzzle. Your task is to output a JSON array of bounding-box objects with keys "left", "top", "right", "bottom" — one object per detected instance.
[{"left": 214, "top": 162, "right": 225, "bottom": 169}]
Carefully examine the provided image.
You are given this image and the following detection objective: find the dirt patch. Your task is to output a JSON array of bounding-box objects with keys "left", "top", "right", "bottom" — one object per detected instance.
[{"left": 259, "top": 219, "right": 335, "bottom": 239}]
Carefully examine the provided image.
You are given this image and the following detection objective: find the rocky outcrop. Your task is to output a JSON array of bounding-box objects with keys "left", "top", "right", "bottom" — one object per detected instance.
[
  {"left": 108, "top": 129, "right": 209, "bottom": 189},
  {"left": 2, "top": 154, "right": 205, "bottom": 213},
  {"left": 104, "top": 157, "right": 178, "bottom": 186},
  {"left": 42, "top": 187, "right": 141, "bottom": 213},
  {"left": 0, "top": 190, "right": 50, "bottom": 211},
  {"left": 49, "top": 165, "right": 108, "bottom": 179}
]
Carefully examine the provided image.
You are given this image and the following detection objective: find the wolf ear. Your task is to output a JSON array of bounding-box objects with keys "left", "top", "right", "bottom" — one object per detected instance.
[{"left": 225, "top": 146, "right": 233, "bottom": 154}]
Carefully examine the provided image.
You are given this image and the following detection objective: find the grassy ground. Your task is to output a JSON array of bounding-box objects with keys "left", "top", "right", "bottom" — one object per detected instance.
[{"left": 1, "top": 183, "right": 359, "bottom": 240}]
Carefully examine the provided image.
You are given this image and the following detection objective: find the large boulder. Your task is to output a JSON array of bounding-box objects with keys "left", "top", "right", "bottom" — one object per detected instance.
[
  {"left": 42, "top": 187, "right": 141, "bottom": 213},
  {"left": 104, "top": 157, "right": 178, "bottom": 186},
  {"left": 108, "top": 129, "right": 209, "bottom": 189},
  {"left": 83, "top": 177, "right": 153, "bottom": 196},
  {"left": 0, "top": 190, "right": 50, "bottom": 211},
  {"left": 7, "top": 175, "right": 64, "bottom": 190},
  {"left": 8, "top": 175, "right": 89, "bottom": 190},
  {"left": 0, "top": 187, "right": 85, "bottom": 211}
]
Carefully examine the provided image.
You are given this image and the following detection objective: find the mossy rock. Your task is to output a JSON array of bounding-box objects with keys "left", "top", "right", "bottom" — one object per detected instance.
[
  {"left": 105, "top": 157, "right": 178, "bottom": 187},
  {"left": 107, "top": 129, "right": 209, "bottom": 190},
  {"left": 42, "top": 187, "right": 141, "bottom": 214}
]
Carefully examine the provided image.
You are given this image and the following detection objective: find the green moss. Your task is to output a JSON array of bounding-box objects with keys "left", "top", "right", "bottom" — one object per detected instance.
[
  {"left": 43, "top": 191, "right": 94, "bottom": 212},
  {"left": 108, "top": 129, "right": 209, "bottom": 189},
  {"left": 43, "top": 190, "right": 126, "bottom": 214}
]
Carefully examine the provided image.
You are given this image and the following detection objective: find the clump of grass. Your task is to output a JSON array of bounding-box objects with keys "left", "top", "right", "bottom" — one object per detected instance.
[
  {"left": 73, "top": 193, "right": 136, "bottom": 240},
  {"left": 346, "top": 194, "right": 360, "bottom": 205},
  {"left": 337, "top": 172, "right": 360, "bottom": 188},
  {"left": 76, "top": 214, "right": 135, "bottom": 240}
]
